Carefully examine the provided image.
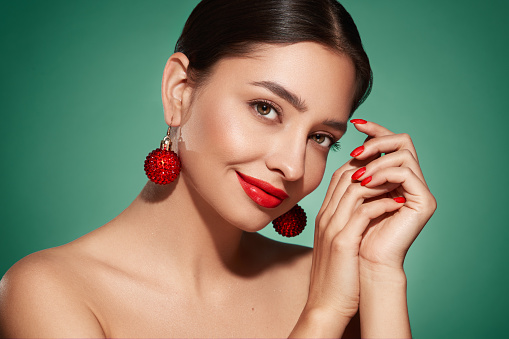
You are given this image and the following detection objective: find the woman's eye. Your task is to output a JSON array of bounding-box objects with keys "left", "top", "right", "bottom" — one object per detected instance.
[
  {"left": 254, "top": 102, "right": 279, "bottom": 119},
  {"left": 256, "top": 103, "right": 271, "bottom": 115},
  {"left": 310, "top": 134, "right": 333, "bottom": 147}
]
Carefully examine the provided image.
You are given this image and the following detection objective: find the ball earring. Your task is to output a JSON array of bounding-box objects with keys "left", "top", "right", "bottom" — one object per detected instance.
[
  {"left": 144, "top": 126, "right": 181, "bottom": 185},
  {"left": 272, "top": 205, "right": 307, "bottom": 237}
]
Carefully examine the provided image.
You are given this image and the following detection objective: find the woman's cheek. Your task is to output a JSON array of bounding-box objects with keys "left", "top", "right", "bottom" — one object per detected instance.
[
  {"left": 210, "top": 113, "right": 254, "bottom": 160},
  {"left": 304, "top": 151, "right": 327, "bottom": 194},
  {"left": 179, "top": 99, "right": 259, "bottom": 165}
]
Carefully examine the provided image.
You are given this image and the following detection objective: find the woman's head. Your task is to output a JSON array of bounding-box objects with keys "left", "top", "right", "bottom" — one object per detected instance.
[
  {"left": 164, "top": 42, "right": 356, "bottom": 231},
  {"left": 175, "top": 0, "right": 372, "bottom": 115},
  {"left": 159, "top": 0, "right": 367, "bottom": 231}
]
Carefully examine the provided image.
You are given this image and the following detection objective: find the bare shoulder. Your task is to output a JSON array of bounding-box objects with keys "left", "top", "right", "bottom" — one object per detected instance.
[{"left": 0, "top": 247, "right": 106, "bottom": 338}]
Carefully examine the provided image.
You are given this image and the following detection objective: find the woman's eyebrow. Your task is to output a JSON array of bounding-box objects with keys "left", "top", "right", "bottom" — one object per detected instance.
[
  {"left": 322, "top": 119, "right": 347, "bottom": 133},
  {"left": 250, "top": 81, "right": 308, "bottom": 112}
]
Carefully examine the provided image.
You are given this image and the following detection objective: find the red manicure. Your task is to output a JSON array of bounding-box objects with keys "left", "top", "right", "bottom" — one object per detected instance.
[
  {"left": 351, "top": 167, "right": 366, "bottom": 181},
  {"left": 394, "top": 197, "right": 406, "bottom": 203},
  {"left": 360, "top": 176, "right": 372, "bottom": 186},
  {"left": 350, "top": 119, "right": 367, "bottom": 124},
  {"left": 350, "top": 146, "right": 365, "bottom": 157}
]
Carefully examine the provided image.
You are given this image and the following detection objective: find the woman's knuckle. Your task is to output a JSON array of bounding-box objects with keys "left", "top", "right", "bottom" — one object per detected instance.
[
  {"left": 341, "top": 169, "right": 355, "bottom": 182},
  {"left": 357, "top": 204, "right": 373, "bottom": 218},
  {"left": 331, "top": 235, "right": 348, "bottom": 253},
  {"left": 400, "top": 166, "right": 413, "bottom": 177},
  {"left": 428, "top": 194, "right": 438, "bottom": 212},
  {"left": 331, "top": 169, "right": 344, "bottom": 182},
  {"left": 400, "top": 132, "right": 412, "bottom": 142},
  {"left": 344, "top": 183, "right": 359, "bottom": 197}
]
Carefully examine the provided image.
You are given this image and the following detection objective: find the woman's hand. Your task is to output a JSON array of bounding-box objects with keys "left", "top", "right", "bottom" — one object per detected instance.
[
  {"left": 298, "top": 120, "right": 436, "bottom": 337},
  {"left": 348, "top": 120, "right": 436, "bottom": 273}
]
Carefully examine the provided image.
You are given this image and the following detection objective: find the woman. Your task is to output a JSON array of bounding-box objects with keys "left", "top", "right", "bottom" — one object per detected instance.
[{"left": 0, "top": 0, "right": 436, "bottom": 337}]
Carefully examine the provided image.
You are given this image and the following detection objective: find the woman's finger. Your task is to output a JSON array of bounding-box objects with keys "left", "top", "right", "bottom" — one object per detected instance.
[
  {"left": 330, "top": 198, "right": 405, "bottom": 250},
  {"left": 319, "top": 181, "right": 400, "bottom": 240},
  {"left": 317, "top": 155, "right": 378, "bottom": 223},
  {"left": 350, "top": 148, "right": 427, "bottom": 186},
  {"left": 350, "top": 119, "right": 395, "bottom": 138},
  {"left": 362, "top": 167, "right": 436, "bottom": 218},
  {"left": 350, "top": 133, "right": 419, "bottom": 162}
]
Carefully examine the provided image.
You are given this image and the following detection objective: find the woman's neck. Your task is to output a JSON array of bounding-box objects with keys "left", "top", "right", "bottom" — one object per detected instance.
[{"left": 114, "top": 177, "right": 248, "bottom": 281}]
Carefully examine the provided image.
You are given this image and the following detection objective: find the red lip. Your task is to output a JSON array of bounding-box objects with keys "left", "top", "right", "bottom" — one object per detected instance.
[{"left": 236, "top": 171, "right": 288, "bottom": 208}]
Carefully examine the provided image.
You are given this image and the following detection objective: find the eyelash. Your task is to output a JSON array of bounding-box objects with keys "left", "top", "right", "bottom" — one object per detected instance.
[
  {"left": 330, "top": 141, "right": 341, "bottom": 152},
  {"left": 310, "top": 134, "right": 340, "bottom": 151},
  {"left": 249, "top": 100, "right": 341, "bottom": 152}
]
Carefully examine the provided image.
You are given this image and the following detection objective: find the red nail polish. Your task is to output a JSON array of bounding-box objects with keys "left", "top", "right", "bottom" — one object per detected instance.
[
  {"left": 393, "top": 197, "right": 406, "bottom": 203},
  {"left": 350, "top": 119, "right": 367, "bottom": 124},
  {"left": 350, "top": 146, "right": 365, "bottom": 157},
  {"left": 360, "top": 176, "right": 372, "bottom": 186},
  {"left": 351, "top": 167, "right": 366, "bottom": 181}
]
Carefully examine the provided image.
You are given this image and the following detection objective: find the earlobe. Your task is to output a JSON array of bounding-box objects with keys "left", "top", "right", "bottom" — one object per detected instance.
[{"left": 162, "top": 52, "right": 190, "bottom": 127}]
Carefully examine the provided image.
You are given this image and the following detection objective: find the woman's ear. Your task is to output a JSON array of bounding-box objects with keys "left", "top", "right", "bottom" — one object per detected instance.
[{"left": 161, "top": 52, "right": 190, "bottom": 127}]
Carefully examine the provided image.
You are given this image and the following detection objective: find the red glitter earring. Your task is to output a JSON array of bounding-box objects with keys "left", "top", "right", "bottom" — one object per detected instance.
[
  {"left": 272, "top": 205, "right": 307, "bottom": 237},
  {"left": 144, "top": 126, "right": 181, "bottom": 185}
]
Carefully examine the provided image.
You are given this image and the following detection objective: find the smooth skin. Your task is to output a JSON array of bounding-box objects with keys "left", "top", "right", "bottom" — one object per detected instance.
[{"left": 0, "top": 42, "right": 435, "bottom": 338}]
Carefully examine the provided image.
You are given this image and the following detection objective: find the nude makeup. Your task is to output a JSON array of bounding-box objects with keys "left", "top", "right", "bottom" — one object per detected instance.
[{"left": 236, "top": 171, "right": 288, "bottom": 208}]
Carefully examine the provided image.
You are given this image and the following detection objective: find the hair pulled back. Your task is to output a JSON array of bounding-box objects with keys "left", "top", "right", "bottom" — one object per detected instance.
[{"left": 175, "top": 0, "right": 372, "bottom": 114}]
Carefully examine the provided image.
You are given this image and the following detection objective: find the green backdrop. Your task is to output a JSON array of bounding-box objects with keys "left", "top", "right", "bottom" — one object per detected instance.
[{"left": 1, "top": 1, "right": 507, "bottom": 337}]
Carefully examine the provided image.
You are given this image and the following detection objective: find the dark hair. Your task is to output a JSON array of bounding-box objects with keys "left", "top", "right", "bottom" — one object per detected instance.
[{"left": 175, "top": 0, "right": 372, "bottom": 115}]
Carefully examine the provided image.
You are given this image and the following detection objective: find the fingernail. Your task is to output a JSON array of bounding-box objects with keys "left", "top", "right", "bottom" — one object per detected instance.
[
  {"left": 360, "top": 176, "right": 372, "bottom": 186},
  {"left": 394, "top": 197, "right": 406, "bottom": 203},
  {"left": 350, "top": 146, "right": 365, "bottom": 157},
  {"left": 350, "top": 119, "right": 367, "bottom": 124},
  {"left": 351, "top": 167, "right": 366, "bottom": 181}
]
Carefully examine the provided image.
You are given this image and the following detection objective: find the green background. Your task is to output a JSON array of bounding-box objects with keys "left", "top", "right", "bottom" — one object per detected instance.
[{"left": 1, "top": 0, "right": 507, "bottom": 337}]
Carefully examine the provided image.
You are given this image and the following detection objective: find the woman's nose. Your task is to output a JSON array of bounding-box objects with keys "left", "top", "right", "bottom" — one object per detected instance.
[{"left": 265, "top": 134, "right": 306, "bottom": 182}]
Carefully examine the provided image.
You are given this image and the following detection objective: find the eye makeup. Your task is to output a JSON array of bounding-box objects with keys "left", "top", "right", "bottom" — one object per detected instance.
[{"left": 246, "top": 97, "right": 343, "bottom": 152}]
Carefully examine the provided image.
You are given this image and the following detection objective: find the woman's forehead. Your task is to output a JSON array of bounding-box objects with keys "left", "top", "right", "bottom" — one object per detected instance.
[{"left": 208, "top": 42, "right": 357, "bottom": 115}]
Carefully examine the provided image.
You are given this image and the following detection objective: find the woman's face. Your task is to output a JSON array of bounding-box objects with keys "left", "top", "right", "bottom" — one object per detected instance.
[{"left": 177, "top": 42, "right": 357, "bottom": 231}]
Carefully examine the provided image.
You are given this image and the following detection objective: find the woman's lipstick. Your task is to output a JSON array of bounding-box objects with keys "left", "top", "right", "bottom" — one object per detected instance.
[{"left": 236, "top": 171, "right": 288, "bottom": 208}]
